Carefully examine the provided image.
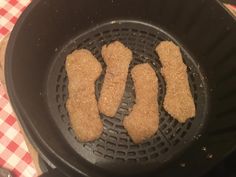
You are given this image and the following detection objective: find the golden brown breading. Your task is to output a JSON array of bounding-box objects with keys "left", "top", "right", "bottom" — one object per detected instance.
[
  {"left": 66, "top": 49, "right": 103, "bottom": 142},
  {"left": 98, "top": 41, "right": 132, "bottom": 117},
  {"left": 156, "top": 41, "right": 195, "bottom": 123},
  {"left": 123, "top": 63, "right": 159, "bottom": 144}
]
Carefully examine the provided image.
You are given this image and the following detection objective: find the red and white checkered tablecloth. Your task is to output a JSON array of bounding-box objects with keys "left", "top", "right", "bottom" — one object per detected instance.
[
  {"left": 0, "top": 1, "right": 36, "bottom": 177},
  {"left": 0, "top": 0, "right": 31, "bottom": 40}
]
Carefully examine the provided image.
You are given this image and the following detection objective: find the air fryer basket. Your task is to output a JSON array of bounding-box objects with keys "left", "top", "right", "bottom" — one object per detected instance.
[
  {"left": 47, "top": 20, "right": 207, "bottom": 173},
  {"left": 5, "top": 0, "right": 236, "bottom": 177}
]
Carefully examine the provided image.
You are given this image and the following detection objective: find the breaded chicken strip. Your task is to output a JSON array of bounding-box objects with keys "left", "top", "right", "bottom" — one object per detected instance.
[
  {"left": 156, "top": 41, "right": 195, "bottom": 123},
  {"left": 123, "top": 64, "right": 159, "bottom": 144},
  {"left": 66, "top": 49, "right": 103, "bottom": 142},
  {"left": 98, "top": 41, "right": 132, "bottom": 117}
]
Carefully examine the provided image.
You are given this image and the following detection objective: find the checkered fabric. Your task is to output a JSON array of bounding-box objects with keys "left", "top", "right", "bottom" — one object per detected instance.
[
  {"left": 0, "top": 83, "right": 36, "bottom": 177},
  {"left": 0, "top": 1, "right": 36, "bottom": 177},
  {"left": 0, "top": 0, "right": 30, "bottom": 40}
]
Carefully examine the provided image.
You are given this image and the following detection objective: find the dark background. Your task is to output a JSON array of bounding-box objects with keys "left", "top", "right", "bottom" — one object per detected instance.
[
  {"left": 204, "top": 1, "right": 236, "bottom": 176},
  {"left": 204, "top": 151, "right": 236, "bottom": 177}
]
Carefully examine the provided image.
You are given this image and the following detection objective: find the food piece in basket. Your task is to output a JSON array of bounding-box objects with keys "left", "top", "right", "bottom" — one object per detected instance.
[
  {"left": 98, "top": 41, "right": 132, "bottom": 117},
  {"left": 66, "top": 49, "right": 103, "bottom": 142},
  {"left": 123, "top": 63, "right": 159, "bottom": 144},
  {"left": 156, "top": 41, "right": 195, "bottom": 123}
]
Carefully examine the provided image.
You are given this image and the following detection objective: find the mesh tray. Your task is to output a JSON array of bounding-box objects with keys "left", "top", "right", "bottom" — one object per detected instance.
[{"left": 46, "top": 20, "right": 208, "bottom": 171}]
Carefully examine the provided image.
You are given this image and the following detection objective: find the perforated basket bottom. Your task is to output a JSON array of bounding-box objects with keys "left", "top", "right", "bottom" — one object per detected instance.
[{"left": 47, "top": 20, "right": 207, "bottom": 169}]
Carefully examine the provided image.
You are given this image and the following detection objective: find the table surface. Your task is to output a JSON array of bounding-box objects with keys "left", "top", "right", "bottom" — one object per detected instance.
[{"left": 0, "top": 1, "right": 235, "bottom": 177}]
